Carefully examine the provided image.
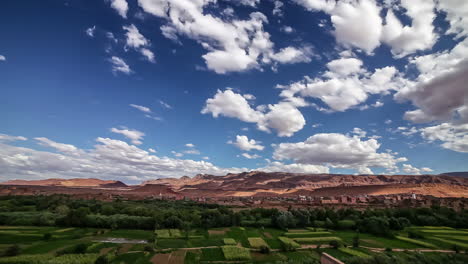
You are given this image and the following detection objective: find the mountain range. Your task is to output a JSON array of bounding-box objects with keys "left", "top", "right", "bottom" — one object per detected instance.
[{"left": 1, "top": 171, "right": 468, "bottom": 198}]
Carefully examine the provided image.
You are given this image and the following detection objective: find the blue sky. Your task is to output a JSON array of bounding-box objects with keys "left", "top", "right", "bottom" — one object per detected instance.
[{"left": 1, "top": 0, "right": 467, "bottom": 183}]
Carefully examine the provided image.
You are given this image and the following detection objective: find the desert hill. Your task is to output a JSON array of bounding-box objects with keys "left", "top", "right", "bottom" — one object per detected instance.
[
  {"left": 143, "top": 171, "right": 468, "bottom": 197},
  {"left": 0, "top": 178, "right": 127, "bottom": 188},
  {"left": 1, "top": 172, "right": 468, "bottom": 198}
]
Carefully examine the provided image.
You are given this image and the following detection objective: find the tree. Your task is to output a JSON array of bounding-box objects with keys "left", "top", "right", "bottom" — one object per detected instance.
[
  {"left": 352, "top": 234, "right": 359, "bottom": 248},
  {"left": 3, "top": 244, "right": 20, "bottom": 256},
  {"left": 259, "top": 245, "right": 270, "bottom": 254},
  {"left": 43, "top": 233, "right": 52, "bottom": 240},
  {"left": 329, "top": 240, "right": 341, "bottom": 249}
]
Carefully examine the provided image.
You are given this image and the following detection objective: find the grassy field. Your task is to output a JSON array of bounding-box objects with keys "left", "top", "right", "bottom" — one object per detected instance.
[{"left": 1, "top": 225, "right": 467, "bottom": 263}]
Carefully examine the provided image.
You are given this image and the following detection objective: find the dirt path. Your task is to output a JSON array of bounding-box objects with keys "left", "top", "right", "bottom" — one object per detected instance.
[{"left": 361, "top": 246, "right": 456, "bottom": 253}]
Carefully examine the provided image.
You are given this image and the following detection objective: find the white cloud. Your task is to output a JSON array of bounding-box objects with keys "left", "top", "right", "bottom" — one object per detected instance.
[
  {"left": 0, "top": 55, "right": 6, "bottom": 61},
  {"left": 0, "top": 134, "right": 248, "bottom": 181},
  {"left": 295, "top": 0, "right": 383, "bottom": 54},
  {"left": 109, "top": 56, "right": 132, "bottom": 74},
  {"left": 258, "top": 161, "right": 329, "bottom": 174},
  {"left": 110, "top": 127, "right": 145, "bottom": 145},
  {"left": 148, "top": 148, "right": 156, "bottom": 153},
  {"left": 85, "top": 26, "right": 96, "bottom": 37},
  {"left": 273, "top": 1, "right": 284, "bottom": 16},
  {"left": 202, "top": 156, "right": 210, "bottom": 160},
  {"left": 257, "top": 102, "right": 306, "bottom": 137},
  {"left": 202, "top": 89, "right": 263, "bottom": 123},
  {"left": 273, "top": 133, "right": 407, "bottom": 173},
  {"left": 395, "top": 39, "right": 468, "bottom": 124},
  {"left": 159, "top": 100, "right": 172, "bottom": 109},
  {"left": 325, "top": 57, "right": 363, "bottom": 76},
  {"left": 140, "top": 48, "right": 156, "bottom": 63},
  {"left": 35, "top": 137, "right": 82, "bottom": 156},
  {"left": 281, "top": 26, "right": 293, "bottom": 33},
  {"left": 0, "top": 134, "right": 27, "bottom": 142},
  {"left": 385, "top": 119, "right": 392, "bottom": 125},
  {"left": 202, "top": 89, "right": 306, "bottom": 137},
  {"left": 381, "top": 0, "right": 437, "bottom": 58},
  {"left": 184, "top": 149, "right": 201, "bottom": 155},
  {"left": 109, "top": 0, "right": 128, "bottom": 18},
  {"left": 436, "top": 0, "right": 468, "bottom": 39},
  {"left": 185, "top": 143, "right": 195, "bottom": 148},
  {"left": 351, "top": 127, "right": 367, "bottom": 138},
  {"left": 171, "top": 151, "right": 184, "bottom": 157},
  {"left": 241, "top": 153, "right": 261, "bottom": 159},
  {"left": 421, "top": 123, "right": 468, "bottom": 153},
  {"left": 228, "top": 135, "right": 264, "bottom": 151},
  {"left": 130, "top": 104, "right": 152, "bottom": 113},
  {"left": 402, "top": 164, "right": 432, "bottom": 175},
  {"left": 270, "top": 47, "right": 312, "bottom": 64},
  {"left": 137, "top": 0, "right": 310, "bottom": 73},
  {"left": 296, "top": 0, "right": 437, "bottom": 57},
  {"left": 123, "top": 24, "right": 155, "bottom": 63},
  {"left": 278, "top": 57, "right": 400, "bottom": 112}
]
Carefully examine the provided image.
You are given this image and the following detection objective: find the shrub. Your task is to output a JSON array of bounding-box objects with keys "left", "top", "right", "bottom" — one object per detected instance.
[
  {"left": 329, "top": 240, "right": 341, "bottom": 249},
  {"left": 259, "top": 245, "right": 270, "bottom": 254},
  {"left": 3, "top": 244, "right": 20, "bottom": 257},
  {"left": 43, "top": 233, "right": 52, "bottom": 241}
]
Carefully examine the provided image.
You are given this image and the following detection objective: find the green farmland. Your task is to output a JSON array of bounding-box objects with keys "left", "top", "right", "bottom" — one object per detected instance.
[{"left": 1, "top": 225, "right": 468, "bottom": 264}]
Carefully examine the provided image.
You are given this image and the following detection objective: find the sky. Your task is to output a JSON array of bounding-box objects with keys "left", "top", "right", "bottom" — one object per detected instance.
[{"left": 0, "top": 0, "right": 467, "bottom": 183}]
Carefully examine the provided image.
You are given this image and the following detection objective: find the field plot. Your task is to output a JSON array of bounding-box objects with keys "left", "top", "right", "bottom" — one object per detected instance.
[
  {"left": 293, "top": 236, "right": 342, "bottom": 244},
  {"left": 223, "top": 238, "right": 237, "bottom": 245},
  {"left": 248, "top": 237, "right": 269, "bottom": 248},
  {"left": 155, "top": 229, "right": 183, "bottom": 239},
  {"left": 221, "top": 245, "right": 251, "bottom": 261},
  {"left": 284, "top": 231, "right": 331, "bottom": 238},
  {"left": 278, "top": 236, "right": 301, "bottom": 249},
  {"left": 395, "top": 236, "right": 437, "bottom": 248}
]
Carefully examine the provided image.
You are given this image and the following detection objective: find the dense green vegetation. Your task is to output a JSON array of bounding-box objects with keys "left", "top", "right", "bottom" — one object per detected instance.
[{"left": 1, "top": 195, "right": 468, "bottom": 263}]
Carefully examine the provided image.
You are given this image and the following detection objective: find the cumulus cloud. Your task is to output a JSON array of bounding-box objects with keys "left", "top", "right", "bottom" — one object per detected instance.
[
  {"left": 228, "top": 135, "right": 264, "bottom": 151},
  {"left": 109, "top": 56, "right": 132, "bottom": 74},
  {"left": 436, "top": 0, "right": 468, "bottom": 39},
  {"left": 395, "top": 39, "right": 468, "bottom": 124},
  {"left": 273, "top": 1, "right": 284, "bottom": 16},
  {"left": 272, "top": 133, "right": 407, "bottom": 173},
  {"left": 202, "top": 89, "right": 305, "bottom": 137},
  {"left": 0, "top": 133, "right": 248, "bottom": 181},
  {"left": 109, "top": 0, "right": 128, "bottom": 18},
  {"left": 381, "top": 0, "right": 437, "bottom": 58},
  {"left": 296, "top": 0, "right": 437, "bottom": 57},
  {"left": 123, "top": 24, "right": 155, "bottom": 63},
  {"left": 277, "top": 57, "right": 400, "bottom": 112},
  {"left": 295, "top": 0, "right": 382, "bottom": 54},
  {"left": 130, "top": 104, "right": 152, "bottom": 113},
  {"left": 402, "top": 164, "right": 433, "bottom": 175},
  {"left": 110, "top": 127, "right": 145, "bottom": 145},
  {"left": 0, "top": 55, "right": 6, "bottom": 61},
  {"left": 421, "top": 123, "right": 468, "bottom": 153},
  {"left": 137, "top": 0, "right": 310, "bottom": 73},
  {"left": 185, "top": 143, "right": 195, "bottom": 148},
  {"left": 259, "top": 161, "right": 329, "bottom": 174}
]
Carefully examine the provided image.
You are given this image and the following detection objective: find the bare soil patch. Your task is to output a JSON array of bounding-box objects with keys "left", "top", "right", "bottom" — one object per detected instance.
[
  {"left": 168, "top": 250, "right": 186, "bottom": 264},
  {"left": 264, "top": 232, "right": 273, "bottom": 238},
  {"left": 151, "top": 253, "right": 171, "bottom": 264}
]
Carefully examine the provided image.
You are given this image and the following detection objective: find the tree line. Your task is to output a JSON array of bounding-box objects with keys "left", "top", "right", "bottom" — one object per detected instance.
[{"left": 0, "top": 195, "right": 467, "bottom": 236}]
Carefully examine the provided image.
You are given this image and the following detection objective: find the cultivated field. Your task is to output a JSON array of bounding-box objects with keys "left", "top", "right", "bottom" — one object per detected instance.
[{"left": 1, "top": 225, "right": 468, "bottom": 263}]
